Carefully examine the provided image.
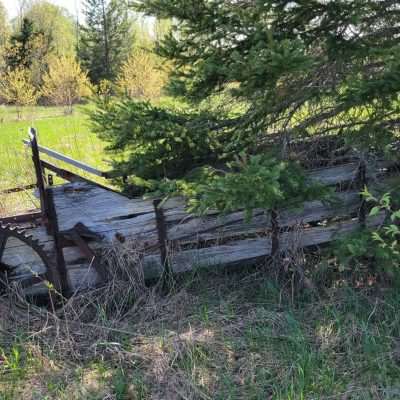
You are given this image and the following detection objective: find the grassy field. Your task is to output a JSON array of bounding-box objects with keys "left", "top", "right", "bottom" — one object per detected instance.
[
  {"left": 1, "top": 105, "right": 400, "bottom": 400},
  {"left": 1, "top": 268, "right": 400, "bottom": 400},
  {"left": 0, "top": 105, "right": 109, "bottom": 215}
]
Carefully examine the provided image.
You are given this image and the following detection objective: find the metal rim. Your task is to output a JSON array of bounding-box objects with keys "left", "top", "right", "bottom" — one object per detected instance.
[{"left": 0, "top": 224, "right": 57, "bottom": 293}]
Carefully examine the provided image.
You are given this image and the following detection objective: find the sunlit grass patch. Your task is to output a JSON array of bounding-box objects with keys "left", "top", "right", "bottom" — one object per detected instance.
[{"left": 0, "top": 104, "right": 110, "bottom": 216}]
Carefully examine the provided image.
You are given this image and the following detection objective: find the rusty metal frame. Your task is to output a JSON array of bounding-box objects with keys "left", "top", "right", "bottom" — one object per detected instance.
[
  {"left": 357, "top": 160, "right": 368, "bottom": 227},
  {"left": 0, "top": 212, "right": 41, "bottom": 224},
  {"left": 68, "top": 231, "right": 107, "bottom": 282},
  {"left": 29, "top": 128, "right": 52, "bottom": 228},
  {"left": 153, "top": 199, "right": 173, "bottom": 282},
  {"left": 271, "top": 209, "right": 280, "bottom": 258},
  {"left": 46, "top": 188, "right": 70, "bottom": 296},
  {"left": 0, "top": 223, "right": 62, "bottom": 298},
  {"left": 58, "top": 224, "right": 107, "bottom": 283},
  {"left": 0, "top": 184, "right": 37, "bottom": 195},
  {"left": 40, "top": 160, "right": 123, "bottom": 195},
  {"left": 26, "top": 130, "right": 113, "bottom": 294}
]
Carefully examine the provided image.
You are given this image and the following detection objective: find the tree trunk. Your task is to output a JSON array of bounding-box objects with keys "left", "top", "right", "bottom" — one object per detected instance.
[
  {"left": 101, "top": 0, "right": 111, "bottom": 79},
  {"left": 16, "top": 105, "right": 22, "bottom": 120}
]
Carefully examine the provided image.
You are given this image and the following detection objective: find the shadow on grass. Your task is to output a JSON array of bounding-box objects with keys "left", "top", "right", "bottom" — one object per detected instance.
[{"left": 1, "top": 266, "right": 400, "bottom": 399}]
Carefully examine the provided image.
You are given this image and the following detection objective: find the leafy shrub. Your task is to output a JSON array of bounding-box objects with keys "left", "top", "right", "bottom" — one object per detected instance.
[
  {"left": 41, "top": 55, "right": 91, "bottom": 113},
  {"left": 0, "top": 68, "right": 39, "bottom": 118},
  {"left": 334, "top": 188, "right": 400, "bottom": 282},
  {"left": 117, "top": 48, "right": 169, "bottom": 100}
]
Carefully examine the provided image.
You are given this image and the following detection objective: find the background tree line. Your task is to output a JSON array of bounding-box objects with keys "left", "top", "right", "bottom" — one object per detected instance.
[{"left": 0, "top": 0, "right": 169, "bottom": 117}]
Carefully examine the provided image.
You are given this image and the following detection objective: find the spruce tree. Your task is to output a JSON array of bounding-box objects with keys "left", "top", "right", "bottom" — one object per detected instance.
[
  {"left": 79, "top": 0, "right": 133, "bottom": 84},
  {"left": 92, "top": 0, "right": 400, "bottom": 203},
  {"left": 6, "top": 18, "right": 44, "bottom": 70},
  {"left": 132, "top": 0, "right": 400, "bottom": 153}
]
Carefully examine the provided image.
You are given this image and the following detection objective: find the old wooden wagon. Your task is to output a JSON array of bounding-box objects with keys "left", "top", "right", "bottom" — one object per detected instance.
[{"left": 0, "top": 128, "right": 397, "bottom": 299}]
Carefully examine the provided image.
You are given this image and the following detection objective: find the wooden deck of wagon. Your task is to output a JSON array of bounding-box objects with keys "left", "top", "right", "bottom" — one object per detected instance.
[{"left": 1, "top": 128, "right": 399, "bottom": 296}]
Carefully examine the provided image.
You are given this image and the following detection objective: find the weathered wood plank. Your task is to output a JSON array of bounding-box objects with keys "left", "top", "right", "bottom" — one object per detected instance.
[
  {"left": 50, "top": 161, "right": 394, "bottom": 243},
  {"left": 6, "top": 164, "right": 395, "bottom": 295},
  {"left": 0, "top": 184, "right": 373, "bottom": 275},
  {"left": 52, "top": 182, "right": 183, "bottom": 212},
  {"left": 52, "top": 182, "right": 356, "bottom": 245},
  {"left": 307, "top": 160, "right": 392, "bottom": 185},
  {"left": 51, "top": 182, "right": 183, "bottom": 242},
  {"left": 2, "top": 177, "right": 383, "bottom": 252},
  {"left": 22, "top": 212, "right": 386, "bottom": 294},
  {"left": 167, "top": 191, "right": 361, "bottom": 243},
  {"left": 62, "top": 213, "right": 387, "bottom": 291},
  {"left": 3, "top": 245, "right": 48, "bottom": 276},
  {"left": 143, "top": 213, "right": 385, "bottom": 279},
  {"left": 68, "top": 264, "right": 100, "bottom": 291}
]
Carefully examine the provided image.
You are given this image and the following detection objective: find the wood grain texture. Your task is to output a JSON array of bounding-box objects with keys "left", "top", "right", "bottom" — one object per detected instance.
[
  {"left": 4, "top": 158, "right": 395, "bottom": 295},
  {"left": 143, "top": 213, "right": 385, "bottom": 279}
]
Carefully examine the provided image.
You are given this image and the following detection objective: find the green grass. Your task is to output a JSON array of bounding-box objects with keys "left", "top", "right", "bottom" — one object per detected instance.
[
  {"left": 0, "top": 104, "right": 109, "bottom": 215},
  {"left": 0, "top": 104, "right": 108, "bottom": 186},
  {"left": 1, "top": 105, "right": 399, "bottom": 398},
  {"left": 1, "top": 270, "right": 400, "bottom": 399}
]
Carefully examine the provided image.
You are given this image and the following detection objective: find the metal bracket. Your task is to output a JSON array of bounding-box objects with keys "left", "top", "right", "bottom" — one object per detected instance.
[
  {"left": 59, "top": 224, "right": 107, "bottom": 283},
  {"left": 153, "top": 199, "right": 173, "bottom": 283}
]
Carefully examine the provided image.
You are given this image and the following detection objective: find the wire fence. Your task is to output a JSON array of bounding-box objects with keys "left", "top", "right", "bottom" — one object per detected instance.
[
  {"left": 0, "top": 161, "right": 38, "bottom": 218},
  {"left": 0, "top": 188, "right": 39, "bottom": 218}
]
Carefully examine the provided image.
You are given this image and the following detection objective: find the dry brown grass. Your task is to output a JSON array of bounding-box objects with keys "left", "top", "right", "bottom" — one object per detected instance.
[{"left": 1, "top": 253, "right": 400, "bottom": 399}]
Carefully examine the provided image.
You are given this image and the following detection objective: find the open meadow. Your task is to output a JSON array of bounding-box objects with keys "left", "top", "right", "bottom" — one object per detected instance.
[{"left": 0, "top": 105, "right": 109, "bottom": 216}]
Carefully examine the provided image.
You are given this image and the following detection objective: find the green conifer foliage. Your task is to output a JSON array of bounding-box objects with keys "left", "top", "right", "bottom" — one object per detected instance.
[
  {"left": 79, "top": 0, "right": 133, "bottom": 84},
  {"left": 92, "top": 1, "right": 400, "bottom": 212},
  {"left": 134, "top": 0, "right": 400, "bottom": 148},
  {"left": 6, "top": 18, "right": 44, "bottom": 70}
]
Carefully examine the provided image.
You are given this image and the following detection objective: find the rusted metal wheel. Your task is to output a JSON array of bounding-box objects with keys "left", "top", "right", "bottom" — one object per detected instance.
[{"left": 0, "top": 224, "right": 58, "bottom": 297}]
